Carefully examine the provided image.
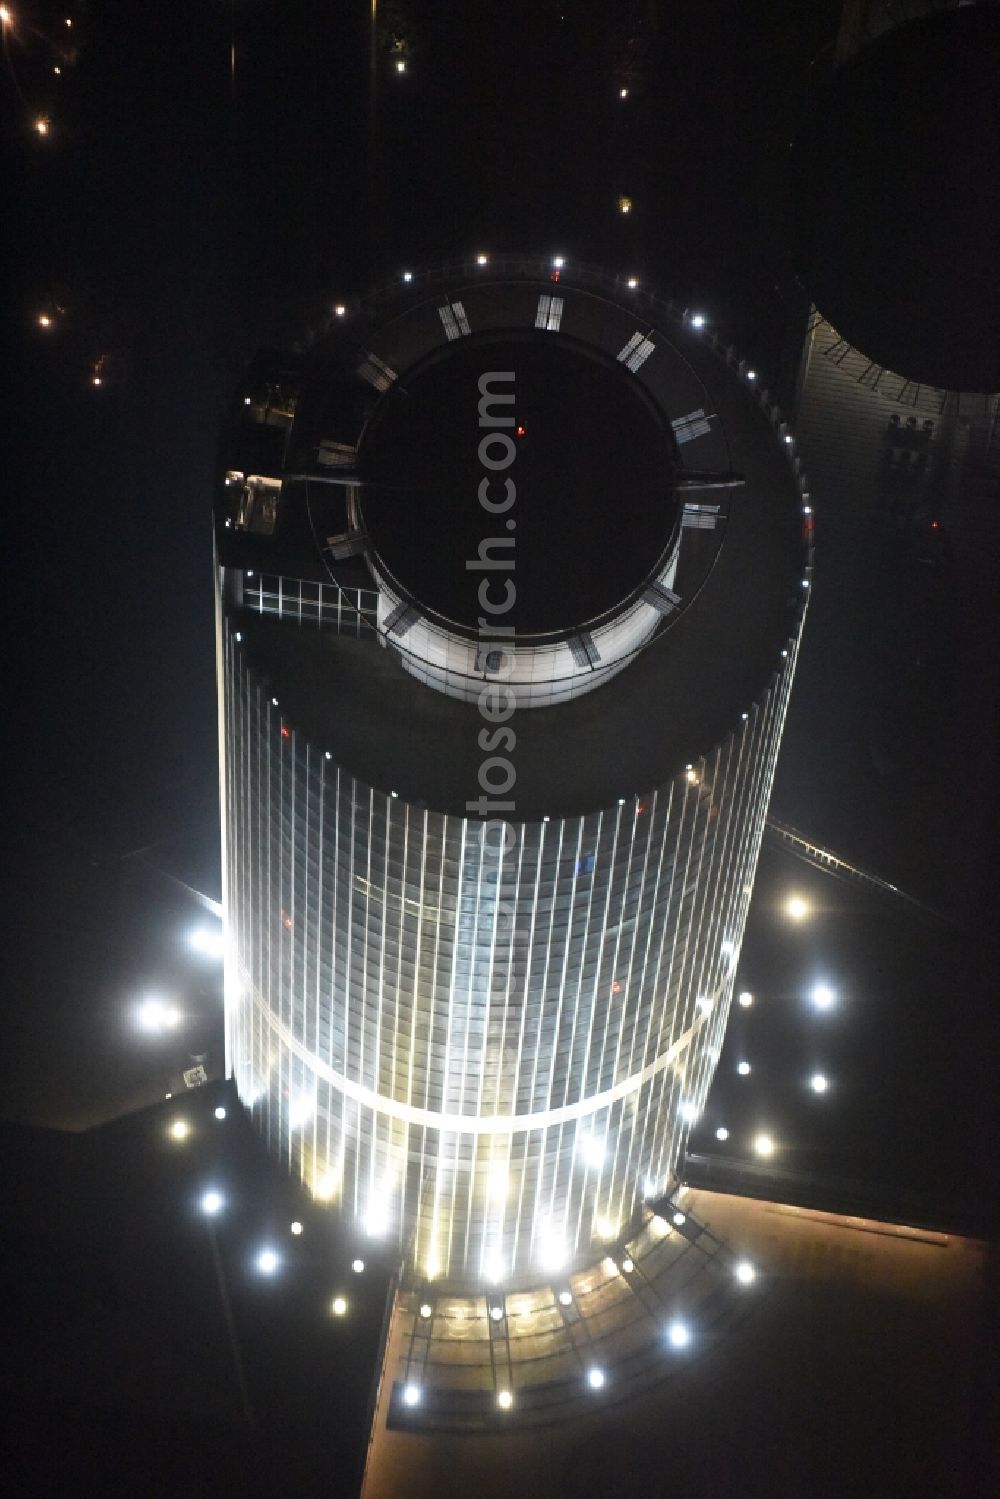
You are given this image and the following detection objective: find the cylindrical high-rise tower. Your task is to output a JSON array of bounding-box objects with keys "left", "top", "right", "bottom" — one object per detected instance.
[{"left": 215, "top": 258, "right": 810, "bottom": 1288}]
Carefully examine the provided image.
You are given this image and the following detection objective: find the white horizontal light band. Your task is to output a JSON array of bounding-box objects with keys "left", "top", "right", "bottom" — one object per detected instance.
[{"left": 246, "top": 978, "right": 714, "bottom": 1136}]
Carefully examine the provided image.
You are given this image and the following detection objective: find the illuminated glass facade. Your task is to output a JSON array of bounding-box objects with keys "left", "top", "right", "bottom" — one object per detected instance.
[{"left": 216, "top": 258, "right": 810, "bottom": 1287}]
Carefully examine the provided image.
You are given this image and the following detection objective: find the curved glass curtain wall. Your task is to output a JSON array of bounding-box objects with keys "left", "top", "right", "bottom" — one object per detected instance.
[{"left": 221, "top": 615, "right": 801, "bottom": 1285}]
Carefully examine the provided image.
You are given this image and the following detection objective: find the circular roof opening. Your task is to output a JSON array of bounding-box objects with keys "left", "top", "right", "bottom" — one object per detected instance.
[{"left": 358, "top": 334, "right": 677, "bottom": 634}]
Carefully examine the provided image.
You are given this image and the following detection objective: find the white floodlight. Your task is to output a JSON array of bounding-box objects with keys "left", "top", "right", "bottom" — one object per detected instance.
[{"left": 580, "top": 1135, "right": 605, "bottom": 1170}]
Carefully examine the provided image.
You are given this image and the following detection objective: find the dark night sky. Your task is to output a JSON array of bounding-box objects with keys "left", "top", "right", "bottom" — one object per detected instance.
[{"left": 1, "top": 0, "right": 997, "bottom": 1226}]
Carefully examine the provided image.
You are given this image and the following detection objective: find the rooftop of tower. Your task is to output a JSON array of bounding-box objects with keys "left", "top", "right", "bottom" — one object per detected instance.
[{"left": 217, "top": 263, "right": 810, "bottom": 820}]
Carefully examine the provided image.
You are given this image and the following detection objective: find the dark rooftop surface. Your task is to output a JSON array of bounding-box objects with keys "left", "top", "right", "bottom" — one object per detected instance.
[
  {"left": 791, "top": 7, "right": 1000, "bottom": 393},
  {"left": 360, "top": 334, "right": 676, "bottom": 633},
  {"left": 0, "top": 1085, "right": 393, "bottom": 1499}
]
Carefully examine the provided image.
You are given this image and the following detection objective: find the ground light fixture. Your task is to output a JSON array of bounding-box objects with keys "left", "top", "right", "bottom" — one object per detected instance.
[
  {"left": 168, "top": 1119, "right": 190, "bottom": 1142},
  {"left": 403, "top": 1383, "right": 421, "bottom": 1407},
  {"left": 497, "top": 1390, "right": 513, "bottom": 1410},
  {"left": 737, "top": 1061, "right": 751, "bottom": 1076},
  {"left": 214, "top": 1106, "right": 227, "bottom": 1120},
  {"left": 419, "top": 1302, "right": 433, "bottom": 1319},
  {"left": 810, "top": 1072, "right": 830, "bottom": 1093},
  {"left": 188, "top": 924, "right": 224, "bottom": 959},
  {"left": 331, "top": 1296, "right": 347, "bottom": 1316},
  {"left": 784, "top": 894, "right": 810, "bottom": 921},
  {"left": 715, "top": 1126, "right": 730, "bottom": 1141},
  {"left": 587, "top": 1367, "right": 606, "bottom": 1390},
  {"left": 352, "top": 1258, "right": 365, "bottom": 1274},
  {"left": 557, "top": 1289, "right": 573, "bottom": 1307},
  {"left": 811, "top": 983, "right": 836, "bottom": 1011},
  {"left": 738, "top": 990, "right": 753, "bottom": 1008},
  {"left": 667, "top": 1320, "right": 691, "bottom": 1349},
  {"left": 256, "top": 1248, "right": 280, "bottom": 1275},
  {"left": 735, "top": 1260, "right": 756, "bottom": 1286},
  {"left": 200, "top": 1190, "right": 223, "bottom": 1216},
  {"left": 753, "top": 1133, "right": 775, "bottom": 1158},
  {"left": 138, "top": 996, "right": 182, "bottom": 1035}
]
